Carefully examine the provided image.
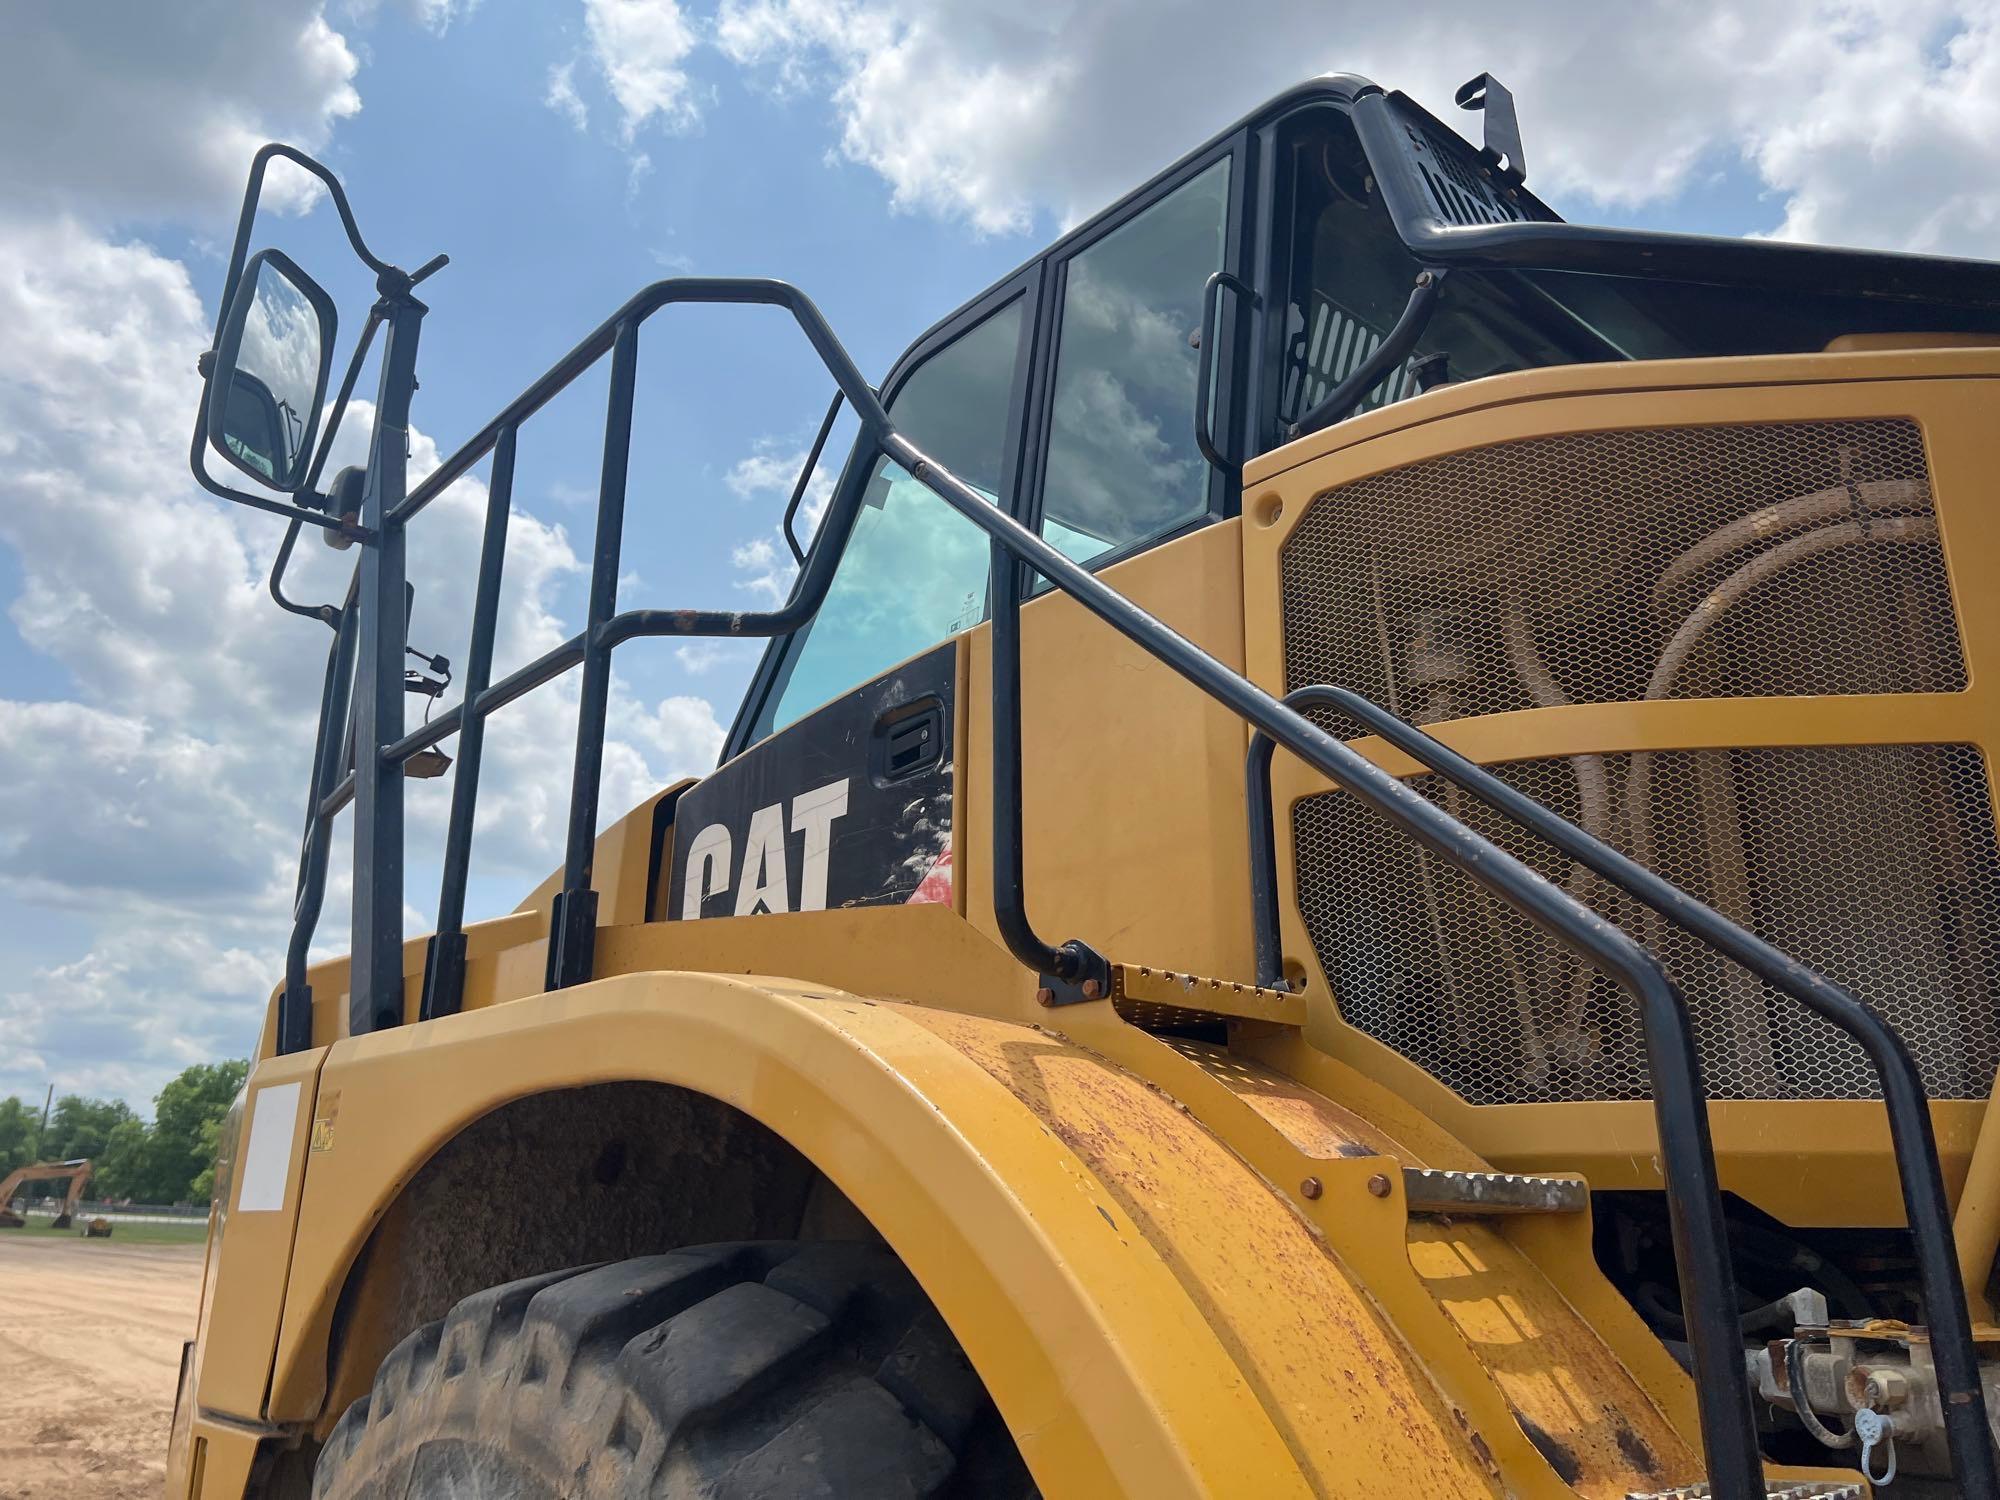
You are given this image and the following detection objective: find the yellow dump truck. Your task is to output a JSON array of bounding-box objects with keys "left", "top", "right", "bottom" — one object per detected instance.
[{"left": 168, "top": 72, "right": 2000, "bottom": 1497}]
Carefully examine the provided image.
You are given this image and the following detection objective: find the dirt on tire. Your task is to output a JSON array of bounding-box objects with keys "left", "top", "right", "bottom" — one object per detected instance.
[{"left": 0, "top": 1234, "right": 202, "bottom": 1500}]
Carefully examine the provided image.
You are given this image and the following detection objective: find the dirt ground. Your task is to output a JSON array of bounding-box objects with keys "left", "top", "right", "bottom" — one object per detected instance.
[{"left": 0, "top": 1234, "right": 203, "bottom": 1500}]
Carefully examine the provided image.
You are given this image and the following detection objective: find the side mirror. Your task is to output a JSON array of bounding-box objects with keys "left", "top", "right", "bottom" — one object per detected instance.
[{"left": 204, "top": 249, "right": 336, "bottom": 492}]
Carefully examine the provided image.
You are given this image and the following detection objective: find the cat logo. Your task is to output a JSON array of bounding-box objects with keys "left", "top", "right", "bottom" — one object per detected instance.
[{"left": 680, "top": 778, "right": 850, "bottom": 918}]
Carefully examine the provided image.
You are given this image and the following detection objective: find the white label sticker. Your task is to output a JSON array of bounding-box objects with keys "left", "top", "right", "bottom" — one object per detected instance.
[{"left": 236, "top": 1081, "right": 302, "bottom": 1213}]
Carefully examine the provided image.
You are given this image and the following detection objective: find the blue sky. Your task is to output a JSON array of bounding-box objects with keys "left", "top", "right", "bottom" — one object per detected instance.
[{"left": 3, "top": 0, "right": 1996, "bottom": 1110}]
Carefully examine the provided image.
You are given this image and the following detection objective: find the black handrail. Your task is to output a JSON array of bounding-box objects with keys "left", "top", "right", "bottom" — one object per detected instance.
[
  {"left": 288, "top": 278, "right": 895, "bottom": 1030},
  {"left": 782, "top": 391, "right": 845, "bottom": 564},
  {"left": 1246, "top": 683, "right": 1998, "bottom": 1493},
  {"left": 1194, "top": 270, "right": 1257, "bottom": 473},
  {"left": 282, "top": 273, "right": 1803, "bottom": 1491}
]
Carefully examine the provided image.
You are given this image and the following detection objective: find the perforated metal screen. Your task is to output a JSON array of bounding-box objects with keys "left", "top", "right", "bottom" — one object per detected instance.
[
  {"left": 1279, "top": 420, "right": 1993, "bottom": 1104},
  {"left": 1279, "top": 420, "right": 1963, "bottom": 739},
  {"left": 1409, "top": 121, "right": 1536, "bottom": 227},
  {"left": 1294, "top": 747, "right": 2000, "bottom": 1103}
]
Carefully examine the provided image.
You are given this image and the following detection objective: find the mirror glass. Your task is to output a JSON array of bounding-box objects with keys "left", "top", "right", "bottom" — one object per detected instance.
[{"left": 212, "top": 255, "right": 329, "bottom": 489}]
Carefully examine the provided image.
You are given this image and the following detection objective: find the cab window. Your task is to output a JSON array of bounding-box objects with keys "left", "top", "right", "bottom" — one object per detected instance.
[
  {"left": 1271, "top": 112, "right": 1586, "bottom": 435},
  {"left": 1038, "top": 157, "right": 1231, "bottom": 566},
  {"left": 758, "top": 295, "right": 1027, "bottom": 736}
]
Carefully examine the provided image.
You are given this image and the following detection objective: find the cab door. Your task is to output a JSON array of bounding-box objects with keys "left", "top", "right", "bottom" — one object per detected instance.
[
  {"left": 673, "top": 273, "right": 1040, "bottom": 920},
  {"left": 1025, "top": 134, "right": 1250, "bottom": 569}
]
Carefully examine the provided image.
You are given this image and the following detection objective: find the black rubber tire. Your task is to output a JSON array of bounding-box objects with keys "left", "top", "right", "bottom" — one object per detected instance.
[{"left": 310, "top": 1241, "right": 1032, "bottom": 1499}]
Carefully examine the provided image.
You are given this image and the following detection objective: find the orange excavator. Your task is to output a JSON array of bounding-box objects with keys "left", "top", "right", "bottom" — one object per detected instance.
[{"left": 0, "top": 1159, "right": 108, "bottom": 1233}]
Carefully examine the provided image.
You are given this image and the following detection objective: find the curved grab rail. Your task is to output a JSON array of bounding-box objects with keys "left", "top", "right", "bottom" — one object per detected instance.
[{"left": 1246, "top": 683, "right": 1998, "bottom": 1493}]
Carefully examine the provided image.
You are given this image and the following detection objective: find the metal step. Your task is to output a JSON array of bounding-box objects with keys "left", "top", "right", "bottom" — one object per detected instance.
[
  {"left": 1626, "top": 1484, "right": 1861, "bottom": 1500},
  {"left": 1402, "top": 1167, "right": 1587, "bottom": 1216}
]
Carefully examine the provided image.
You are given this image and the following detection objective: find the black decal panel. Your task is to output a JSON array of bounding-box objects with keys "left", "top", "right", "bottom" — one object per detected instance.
[{"left": 668, "top": 643, "right": 955, "bottom": 920}]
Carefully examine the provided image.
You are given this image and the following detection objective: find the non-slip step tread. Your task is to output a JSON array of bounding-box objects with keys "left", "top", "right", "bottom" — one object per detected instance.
[{"left": 1403, "top": 1167, "right": 1587, "bottom": 1216}]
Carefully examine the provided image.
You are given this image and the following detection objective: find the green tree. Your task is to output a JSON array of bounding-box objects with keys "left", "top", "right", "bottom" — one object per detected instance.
[
  {"left": 0, "top": 1097, "right": 36, "bottom": 1177},
  {"left": 149, "top": 1060, "right": 249, "bottom": 1203},
  {"left": 94, "top": 1116, "right": 157, "bottom": 1201},
  {"left": 188, "top": 1114, "right": 226, "bottom": 1204},
  {"left": 47, "top": 1094, "right": 136, "bottom": 1163}
]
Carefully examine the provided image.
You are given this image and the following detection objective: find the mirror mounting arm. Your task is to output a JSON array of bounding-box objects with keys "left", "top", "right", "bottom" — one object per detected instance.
[{"left": 191, "top": 144, "right": 443, "bottom": 533}]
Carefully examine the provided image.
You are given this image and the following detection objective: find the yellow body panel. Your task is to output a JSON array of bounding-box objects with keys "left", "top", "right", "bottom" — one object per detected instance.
[
  {"left": 211, "top": 961, "right": 1542, "bottom": 1498},
  {"left": 963, "top": 523, "right": 1255, "bottom": 981},
  {"left": 1242, "top": 352, "right": 2000, "bottom": 1231},
  {"left": 190, "top": 1051, "right": 323, "bottom": 1416},
  {"left": 175, "top": 905, "right": 1763, "bottom": 1497}
]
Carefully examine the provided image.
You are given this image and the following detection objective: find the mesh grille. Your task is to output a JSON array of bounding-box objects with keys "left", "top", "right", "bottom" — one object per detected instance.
[
  {"left": 1412, "top": 122, "right": 1531, "bottom": 226},
  {"left": 1284, "top": 291, "right": 1425, "bottom": 422},
  {"left": 1293, "top": 746, "right": 2000, "bottom": 1103},
  {"left": 1280, "top": 420, "right": 1963, "bottom": 740}
]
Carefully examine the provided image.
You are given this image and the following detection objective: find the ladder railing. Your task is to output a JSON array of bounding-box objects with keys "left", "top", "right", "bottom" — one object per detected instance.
[
  {"left": 281, "top": 279, "right": 904, "bottom": 1045},
  {"left": 1246, "top": 683, "right": 1997, "bottom": 1495}
]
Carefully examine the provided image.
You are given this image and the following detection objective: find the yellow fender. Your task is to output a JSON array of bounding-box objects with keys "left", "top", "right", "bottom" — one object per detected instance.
[{"left": 219, "top": 973, "right": 1503, "bottom": 1498}]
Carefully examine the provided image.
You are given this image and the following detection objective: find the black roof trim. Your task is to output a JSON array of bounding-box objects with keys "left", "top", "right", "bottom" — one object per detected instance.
[
  {"left": 1357, "top": 89, "right": 2000, "bottom": 308},
  {"left": 897, "top": 70, "right": 2000, "bottom": 379},
  {"left": 881, "top": 74, "right": 1382, "bottom": 377}
]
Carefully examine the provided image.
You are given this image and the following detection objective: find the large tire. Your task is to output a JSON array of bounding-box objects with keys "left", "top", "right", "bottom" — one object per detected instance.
[{"left": 311, "top": 1241, "right": 1032, "bottom": 1499}]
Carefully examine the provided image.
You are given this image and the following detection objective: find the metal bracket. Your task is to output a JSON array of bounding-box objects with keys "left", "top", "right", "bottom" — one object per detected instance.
[
  {"left": 1453, "top": 72, "right": 1527, "bottom": 186},
  {"left": 1034, "top": 970, "right": 1102, "bottom": 1008}
]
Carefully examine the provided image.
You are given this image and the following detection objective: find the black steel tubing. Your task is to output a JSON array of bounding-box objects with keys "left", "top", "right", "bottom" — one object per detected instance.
[
  {"left": 1194, "top": 271, "right": 1256, "bottom": 472},
  {"left": 318, "top": 770, "right": 355, "bottom": 820},
  {"left": 1246, "top": 735, "right": 1286, "bottom": 989},
  {"left": 300, "top": 305, "right": 383, "bottom": 502},
  {"left": 348, "top": 297, "right": 424, "bottom": 1039},
  {"left": 1264, "top": 683, "right": 1998, "bottom": 1492},
  {"left": 420, "top": 425, "right": 518, "bottom": 1022},
  {"left": 390, "top": 278, "right": 892, "bottom": 528},
  {"left": 281, "top": 599, "right": 359, "bottom": 1052},
  {"left": 782, "top": 391, "right": 844, "bottom": 564},
  {"left": 548, "top": 321, "right": 641, "bottom": 990},
  {"left": 984, "top": 540, "right": 1105, "bottom": 990},
  {"left": 381, "top": 632, "right": 590, "bottom": 765}
]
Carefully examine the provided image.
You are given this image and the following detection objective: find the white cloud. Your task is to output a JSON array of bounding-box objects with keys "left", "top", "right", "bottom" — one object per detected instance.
[
  {"left": 0, "top": 2, "right": 361, "bottom": 224},
  {"left": 730, "top": 534, "right": 793, "bottom": 603},
  {"left": 546, "top": 61, "right": 591, "bottom": 131},
  {"left": 613, "top": 691, "right": 726, "bottom": 771},
  {"left": 0, "top": 701, "right": 285, "bottom": 912},
  {"left": 583, "top": 0, "right": 701, "bottom": 142},
  {"left": 0, "top": 927, "right": 281, "bottom": 1106},
  {"left": 676, "top": 642, "right": 722, "bottom": 673},
  {"left": 727, "top": 441, "right": 832, "bottom": 524},
  {"left": 713, "top": 0, "right": 2000, "bottom": 256},
  {"left": 0, "top": 209, "right": 721, "bottom": 1104},
  {"left": 385, "top": 0, "right": 483, "bottom": 35}
]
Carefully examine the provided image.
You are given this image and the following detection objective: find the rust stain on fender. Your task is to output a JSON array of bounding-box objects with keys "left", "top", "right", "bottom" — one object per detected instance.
[
  {"left": 906, "top": 1008, "right": 1499, "bottom": 1498},
  {"left": 1405, "top": 1221, "right": 1694, "bottom": 1497}
]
